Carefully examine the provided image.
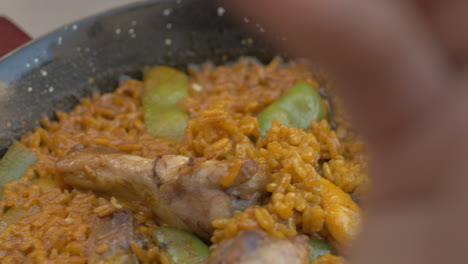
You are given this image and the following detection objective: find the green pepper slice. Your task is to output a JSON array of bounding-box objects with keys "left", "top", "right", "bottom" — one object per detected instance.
[{"left": 153, "top": 226, "right": 209, "bottom": 264}]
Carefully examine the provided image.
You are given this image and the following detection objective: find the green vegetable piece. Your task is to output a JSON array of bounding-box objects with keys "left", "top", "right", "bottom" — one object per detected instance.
[
  {"left": 0, "top": 204, "right": 40, "bottom": 233},
  {"left": 258, "top": 81, "right": 326, "bottom": 136},
  {"left": 258, "top": 107, "right": 291, "bottom": 135},
  {"left": 144, "top": 66, "right": 189, "bottom": 94},
  {"left": 153, "top": 226, "right": 209, "bottom": 264},
  {"left": 143, "top": 66, "right": 189, "bottom": 140},
  {"left": 0, "top": 141, "right": 37, "bottom": 188},
  {"left": 309, "top": 239, "right": 334, "bottom": 261},
  {"left": 144, "top": 107, "right": 189, "bottom": 141},
  {"left": 146, "top": 82, "right": 189, "bottom": 109}
]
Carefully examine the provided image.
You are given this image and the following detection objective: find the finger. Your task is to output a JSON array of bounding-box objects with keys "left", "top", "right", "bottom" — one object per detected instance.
[
  {"left": 354, "top": 95, "right": 468, "bottom": 263},
  {"left": 416, "top": 0, "right": 468, "bottom": 64},
  {"left": 225, "top": 0, "right": 452, "bottom": 146}
]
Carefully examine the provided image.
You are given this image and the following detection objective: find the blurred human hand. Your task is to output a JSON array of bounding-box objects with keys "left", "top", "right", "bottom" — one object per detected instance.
[{"left": 227, "top": 1, "right": 468, "bottom": 263}]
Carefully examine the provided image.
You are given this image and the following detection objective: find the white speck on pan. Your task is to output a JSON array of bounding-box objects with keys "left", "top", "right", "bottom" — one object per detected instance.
[
  {"left": 27, "top": 87, "right": 33, "bottom": 92},
  {"left": 72, "top": 24, "right": 78, "bottom": 31},
  {"left": 166, "top": 23, "right": 173, "bottom": 29},
  {"left": 163, "top": 8, "right": 172, "bottom": 16},
  {"left": 165, "top": 38, "right": 172, "bottom": 45},
  {"left": 40, "top": 70, "right": 48, "bottom": 77},
  {"left": 129, "top": 28, "right": 137, "bottom": 38},
  {"left": 49, "top": 86, "right": 54, "bottom": 93},
  {"left": 115, "top": 28, "right": 121, "bottom": 34},
  {"left": 256, "top": 23, "right": 266, "bottom": 33},
  {"left": 217, "top": 7, "right": 226, "bottom": 16}
]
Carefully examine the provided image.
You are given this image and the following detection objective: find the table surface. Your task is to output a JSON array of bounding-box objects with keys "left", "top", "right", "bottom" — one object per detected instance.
[{"left": 0, "top": 0, "right": 138, "bottom": 38}]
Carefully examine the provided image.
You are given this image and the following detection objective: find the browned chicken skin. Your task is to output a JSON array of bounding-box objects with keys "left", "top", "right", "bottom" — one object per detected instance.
[
  {"left": 55, "top": 148, "right": 187, "bottom": 230},
  {"left": 206, "top": 230, "right": 311, "bottom": 264},
  {"left": 56, "top": 148, "right": 268, "bottom": 239},
  {"left": 154, "top": 155, "right": 267, "bottom": 238}
]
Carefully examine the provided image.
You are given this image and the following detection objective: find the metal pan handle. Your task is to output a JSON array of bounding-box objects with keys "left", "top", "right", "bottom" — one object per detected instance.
[{"left": 0, "top": 17, "right": 31, "bottom": 58}]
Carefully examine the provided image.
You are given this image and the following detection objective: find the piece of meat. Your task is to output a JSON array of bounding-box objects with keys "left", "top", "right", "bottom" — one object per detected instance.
[
  {"left": 88, "top": 209, "right": 139, "bottom": 264},
  {"left": 206, "top": 230, "right": 311, "bottom": 264},
  {"left": 56, "top": 148, "right": 268, "bottom": 240},
  {"left": 56, "top": 148, "right": 188, "bottom": 230},
  {"left": 154, "top": 155, "right": 267, "bottom": 239},
  {"left": 154, "top": 155, "right": 266, "bottom": 207}
]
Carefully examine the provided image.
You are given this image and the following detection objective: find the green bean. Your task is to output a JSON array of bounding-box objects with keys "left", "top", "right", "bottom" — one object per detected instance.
[
  {"left": 144, "top": 107, "right": 189, "bottom": 140},
  {"left": 258, "top": 81, "right": 326, "bottom": 136},
  {"left": 143, "top": 66, "right": 189, "bottom": 140},
  {"left": 309, "top": 239, "right": 335, "bottom": 261},
  {"left": 0, "top": 204, "right": 40, "bottom": 233},
  {"left": 153, "top": 226, "right": 209, "bottom": 264},
  {"left": 0, "top": 141, "right": 37, "bottom": 189}
]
